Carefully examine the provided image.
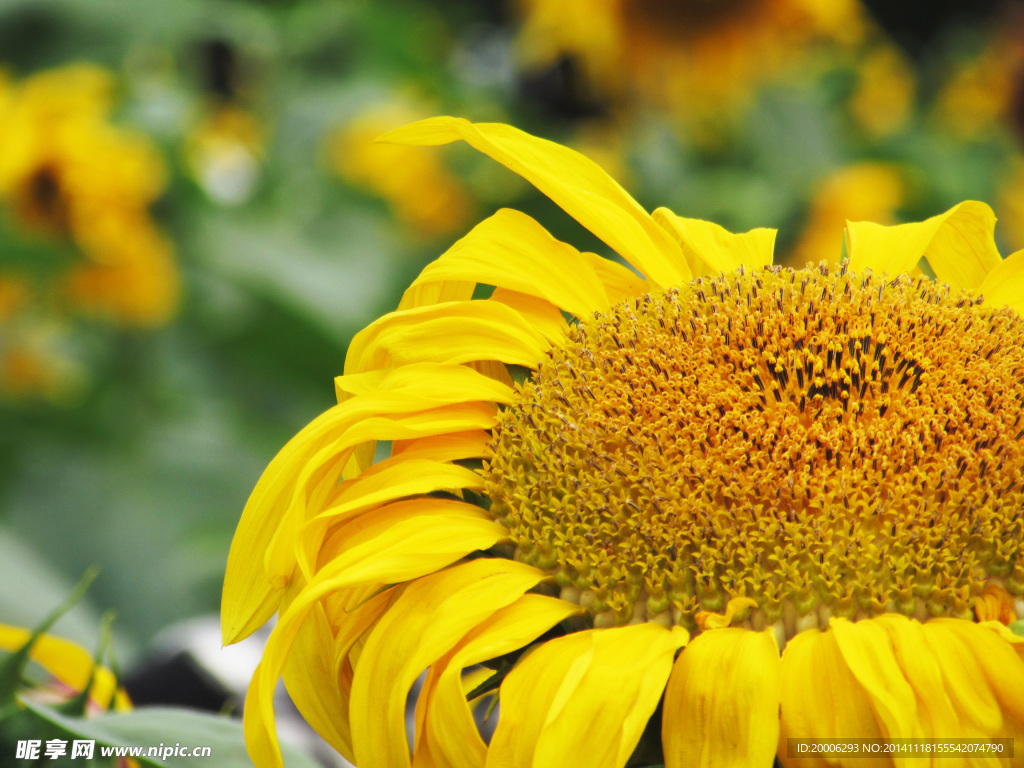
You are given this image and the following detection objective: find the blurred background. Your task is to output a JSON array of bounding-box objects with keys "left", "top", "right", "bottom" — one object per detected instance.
[{"left": 2, "top": 0, "right": 1024, "bottom": 748}]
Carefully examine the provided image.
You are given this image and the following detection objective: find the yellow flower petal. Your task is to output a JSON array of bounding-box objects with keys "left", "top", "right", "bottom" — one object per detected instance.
[
  {"left": 414, "top": 594, "right": 580, "bottom": 768},
  {"left": 873, "top": 615, "right": 960, "bottom": 738},
  {"left": 282, "top": 604, "right": 351, "bottom": 758},
  {"left": 243, "top": 515, "right": 514, "bottom": 768},
  {"left": 350, "top": 559, "right": 546, "bottom": 768},
  {"left": 222, "top": 363, "right": 514, "bottom": 643},
  {"left": 391, "top": 429, "right": 492, "bottom": 462},
  {"left": 486, "top": 623, "right": 688, "bottom": 768},
  {"left": 694, "top": 596, "right": 757, "bottom": 631},
  {"left": 313, "top": 497, "right": 491, "bottom": 569},
  {"left": 408, "top": 208, "right": 615, "bottom": 317},
  {"left": 926, "top": 618, "right": 1024, "bottom": 746},
  {"left": 974, "top": 583, "right": 1018, "bottom": 625},
  {"left": 398, "top": 280, "right": 475, "bottom": 312},
  {"left": 490, "top": 288, "right": 568, "bottom": 344},
  {"left": 979, "top": 248, "right": 1024, "bottom": 317},
  {"left": 829, "top": 617, "right": 921, "bottom": 738},
  {"left": 845, "top": 201, "right": 1001, "bottom": 291},
  {"left": 336, "top": 361, "right": 515, "bottom": 405},
  {"left": 344, "top": 300, "right": 550, "bottom": 376},
  {"left": 581, "top": 250, "right": 647, "bottom": 304},
  {"left": 319, "top": 402, "right": 500, "bottom": 462},
  {"left": 778, "top": 628, "right": 889, "bottom": 768},
  {"left": 379, "top": 117, "right": 690, "bottom": 288},
  {"left": 309, "top": 457, "right": 483, "bottom": 525},
  {"left": 663, "top": 627, "right": 780, "bottom": 768},
  {"left": 653, "top": 208, "right": 776, "bottom": 276}
]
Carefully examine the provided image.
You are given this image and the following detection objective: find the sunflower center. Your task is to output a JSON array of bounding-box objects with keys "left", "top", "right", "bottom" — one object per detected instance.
[
  {"left": 485, "top": 265, "right": 1024, "bottom": 633},
  {"left": 17, "top": 165, "right": 70, "bottom": 233}
]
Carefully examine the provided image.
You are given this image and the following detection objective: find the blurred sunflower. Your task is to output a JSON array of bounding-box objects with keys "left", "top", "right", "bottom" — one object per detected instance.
[
  {"left": 0, "top": 623, "right": 130, "bottom": 714},
  {"left": 515, "top": 0, "right": 866, "bottom": 132},
  {"left": 224, "top": 118, "right": 1024, "bottom": 768},
  {"left": 328, "top": 103, "right": 471, "bottom": 238},
  {"left": 0, "top": 63, "right": 178, "bottom": 327}
]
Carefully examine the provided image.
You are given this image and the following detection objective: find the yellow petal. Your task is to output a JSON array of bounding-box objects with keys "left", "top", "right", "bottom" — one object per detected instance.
[
  {"left": 829, "top": 617, "right": 921, "bottom": 738},
  {"left": 408, "top": 208, "right": 614, "bottom": 317},
  {"left": 223, "top": 363, "right": 512, "bottom": 643},
  {"left": 392, "top": 429, "right": 492, "bottom": 462},
  {"left": 334, "top": 361, "right": 510, "bottom": 476},
  {"left": 321, "top": 402, "right": 499, "bottom": 458},
  {"left": 344, "top": 300, "right": 549, "bottom": 376},
  {"left": 490, "top": 288, "right": 568, "bottom": 344},
  {"left": 379, "top": 117, "right": 690, "bottom": 288},
  {"left": 778, "top": 627, "right": 890, "bottom": 768},
  {"left": 312, "top": 496, "right": 494, "bottom": 573},
  {"left": 309, "top": 457, "right": 483, "bottom": 524},
  {"left": 663, "top": 627, "right": 780, "bottom": 768},
  {"left": 979, "top": 249, "right": 1024, "bottom": 317},
  {"left": 581, "top": 251, "right": 647, "bottom": 304},
  {"left": 845, "top": 201, "right": 1001, "bottom": 290},
  {"left": 0, "top": 625, "right": 126, "bottom": 711},
  {"left": 335, "top": 361, "right": 515, "bottom": 406},
  {"left": 486, "top": 622, "right": 688, "bottom": 768},
  {"left": 350, "top": 559, "right": 546, "bottom": 768},
  {"left": 926, "top": 618, "right": 1024, "bottom": 752},
  {"left": 873, "top": 615, "right": 960, "bottom": 738},
  {"left": 695, "top": 596, "right": 757, "bottom": 631},
  {"left": 414, "top": 594, "right": 580, "bottom": 768},
  {"left": 243, "top": 515, "right": 513, "bottom": 768},
  {"left": 282, "top": 604, "right": 351, "bottom": 757},
  {"left": 653, "top": 208, "right": 776, "bottom": 277},
  {"left": 974, "top": 583, "right": 1018, "bottom": 625},
  {"left": 399, "top": 279, "right": 475, "bottom": 312}
]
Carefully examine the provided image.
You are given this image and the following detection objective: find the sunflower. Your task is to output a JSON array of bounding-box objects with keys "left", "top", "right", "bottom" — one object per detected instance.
[
  {"left": 223, "top": 117, "right": 1024, "bottom": 768},
  {"left": 0, "top": 623, "right": 130, "bottom": 713},
  {"left": 515, "top": 0, "right": 865, "bottom": 131},
  {"left": 0, "top": 64, "right": 178, "bottom": 326},
  {"left": 328, "top": 102, "right": 471, "bottom": 238}
]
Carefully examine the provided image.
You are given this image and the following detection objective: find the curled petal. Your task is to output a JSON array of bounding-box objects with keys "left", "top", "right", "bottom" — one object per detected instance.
[
  {"left": 350, "top": 559, "right": 547, "bottom": 768},
  {"left": 979, "top": 249, "right": 1024, "bottom": 318},
  {"left": 345, "top": 300, "right": 549, "bottom": 376},
  {"left": 222, "top": 362, "right": 514, "bottom": 643},
  {"left": 653, "top": 208, "right": 776, "bottom": 277},
  {"left": 845, "top": 201, "right": 1001, "bottom": 290},
  {"left": 407, "top": 208, "right": 618, "bottom": 318},
  {"left": 379, "top": 117, "right": 690, "bottom": 289},
  {"left": 414, "top": 594, "right": 580, "bottom": 768},
  {"left": 242, "top": 511, "right": 512, "bottom": 768}
]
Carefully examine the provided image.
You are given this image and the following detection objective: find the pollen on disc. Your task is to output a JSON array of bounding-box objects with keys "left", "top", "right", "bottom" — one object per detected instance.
[{"left": 485, "top": 265, "right": 1024, "bottom": 632}]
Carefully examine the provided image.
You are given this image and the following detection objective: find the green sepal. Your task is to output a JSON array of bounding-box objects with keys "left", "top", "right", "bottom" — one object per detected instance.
[{"left": 1009, "top": 620, "right": 1024, "bottom": 638}]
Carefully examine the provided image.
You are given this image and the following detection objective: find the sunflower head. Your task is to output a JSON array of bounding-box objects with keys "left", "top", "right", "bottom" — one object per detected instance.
[
  {"left": 489, "top": 263, "right": 1024, "bottom": 635},
  {"left": 223, "top": 117, "right": 1024, "bottom": 768}
]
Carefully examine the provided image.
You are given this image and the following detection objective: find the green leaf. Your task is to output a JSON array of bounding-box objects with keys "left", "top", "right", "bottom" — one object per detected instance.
[
  {"left": 20, "top": 699, "right": 321, "bottom": 768},
  {"left": 1009, "top": 621, "right": 1024, "bottom": 638}
]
